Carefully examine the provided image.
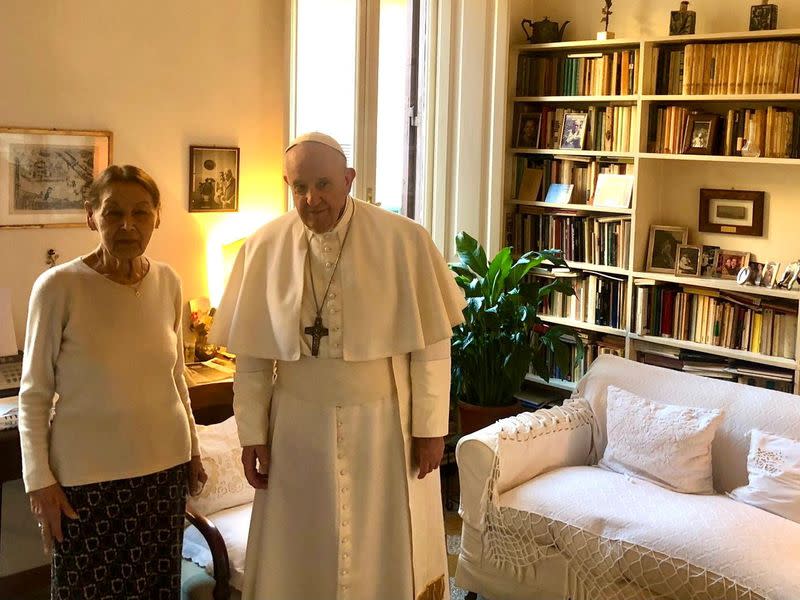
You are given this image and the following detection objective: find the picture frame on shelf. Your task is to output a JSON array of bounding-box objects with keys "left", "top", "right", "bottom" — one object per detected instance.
[
  {"left": 515, "top": 112, "right": 541, "bottom": 149},
  {"left": 675, "top": 244, "right": 701, "bottom": 277},
  {"left": 749, "top": 261, "right": 765, "bottom": 286},
  {"left": 698, "top": 189, "right": 764, "bottom": 237},
  {"left": 713, "top": 249, "right": 751, "bottom": 280},
  {"left": 0, "top": 127, "right": 113, "bottom": 229},
  {"left": 700, "top": 245, "right": 720, "bottom": 277},
  {"left": 559, "top": 112, "right": 588, "bottom": 150},
  {"left": 646, "top": 225, "right": 688, "bottom": 273},
  {"left": 683, "top": 113, "right": 719, "bottom": 155},
  {"left": 189, "top": 145, "right": 240, "bottom": 213},
  {"left": 775, "top": 261, "right": 800, "bottom": 290},
  {"left": 762, "top": 261, "right": 780, "bottom": 288}
]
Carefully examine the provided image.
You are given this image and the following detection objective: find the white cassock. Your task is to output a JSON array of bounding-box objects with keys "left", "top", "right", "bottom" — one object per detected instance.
[{"left": 211, "top": 198, "right": 465, "bottom": 600}]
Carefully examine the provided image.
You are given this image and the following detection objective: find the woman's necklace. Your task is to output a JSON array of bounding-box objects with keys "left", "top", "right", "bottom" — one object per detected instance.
[
  {"left": 304, "top": 202, "right": 355, "bottom": 357},
  {"left": 86, "top": 254, "right": 149, "bottom": 298}
]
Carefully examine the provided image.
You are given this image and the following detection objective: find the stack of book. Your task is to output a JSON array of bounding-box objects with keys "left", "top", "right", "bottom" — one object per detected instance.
[
  {"left": 634, "top": 282, "right": 798, "bottom": 359},
  {"left": 651, "top": 41, "right": 800, "bottom": 95},
  {"left": 542, "top": 272, "right": 628, "bottom": 329},
  {"left": 637, "top": 344, "right": 794, "bottom": 393},
  {"left": 533, "top": 106, "right": 637, "bottom": 152},
  {"left": 516, "top": 50, "right": 639, "bottom": 96},
  {"left": 511, "top": 156, "right": 633, "bottom": 203}
]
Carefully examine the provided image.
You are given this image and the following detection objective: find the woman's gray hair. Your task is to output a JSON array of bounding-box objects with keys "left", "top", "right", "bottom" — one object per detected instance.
[{"left": 87, "top": 165, "right": 160, "bottom": 209}]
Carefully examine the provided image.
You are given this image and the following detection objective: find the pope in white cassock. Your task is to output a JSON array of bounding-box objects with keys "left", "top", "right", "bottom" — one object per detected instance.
[{"left": 211, "top": 132, "right": 466, "bottom": 600}]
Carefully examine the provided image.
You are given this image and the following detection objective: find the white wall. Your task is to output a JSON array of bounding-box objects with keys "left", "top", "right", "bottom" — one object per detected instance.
[
  {"left": 511, "top": 0, "right": 800, "bottom": 44},
  {"left": 0, "top": 0, "right": 287, "bottom": 577}
]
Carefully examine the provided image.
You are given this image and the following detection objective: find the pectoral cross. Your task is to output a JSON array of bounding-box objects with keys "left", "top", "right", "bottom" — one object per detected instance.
[{"left": 304, "top": 316, "right": 329, "bottom": 357}]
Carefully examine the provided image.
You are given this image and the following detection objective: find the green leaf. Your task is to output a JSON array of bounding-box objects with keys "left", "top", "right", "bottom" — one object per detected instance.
[{"left": 455, "top": 231, "right": 488, "bottom": 277}]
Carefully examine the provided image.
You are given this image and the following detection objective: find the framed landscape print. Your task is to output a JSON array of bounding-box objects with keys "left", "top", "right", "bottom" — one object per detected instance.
[
  {"left": 189, "top": 146, "right": 240, "bottom": 213},
  {"left": 0, "top": 127, "right": 112, "bottom": 228},
  {"left": 698, "top": 188, "right": 764, "bottom": 236}
]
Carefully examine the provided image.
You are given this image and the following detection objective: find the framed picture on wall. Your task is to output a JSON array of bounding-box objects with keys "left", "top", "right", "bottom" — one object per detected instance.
[
  {"left": 0, "top": 127, "right": 113, "bottom": 229},
  {"left": 698, "top": 188, "right": 764, "bottom": 236},
  {"left": 189, "top": 146, "right": 240, "bottom": 212}
]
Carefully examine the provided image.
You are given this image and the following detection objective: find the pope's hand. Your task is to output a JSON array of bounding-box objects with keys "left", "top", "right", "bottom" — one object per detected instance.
[
  {"left": 242, "top": 445, "right": 270, "bottom": 489},
  {"left": 413, "top": 436, "right": 444, "bottom": 480},
  {"left": 188, "top": 455, "right": 208, "bottom": 496},
  {"left": 28, "top": 483, "right": 79, "bottom": 556}
]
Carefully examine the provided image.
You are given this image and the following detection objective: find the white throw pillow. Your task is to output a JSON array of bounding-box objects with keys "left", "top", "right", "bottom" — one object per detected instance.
[
  {"left": 188, "top": 416, "right": 254, "bottom": 515},
  {"left": 728, "top": 430, "right": 800, "bottom": 524},
  {"left": 599, "top": 386, "right": 723, "bottom": 494}
]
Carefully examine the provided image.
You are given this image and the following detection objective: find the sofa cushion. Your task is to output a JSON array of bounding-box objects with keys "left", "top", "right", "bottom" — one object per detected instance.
[
  {"left": 183, "top": 502, "right": 252, "bottom": 590},
  {"left": 599, "top": 386, "right": 722, "bottom": 494},
  {"left": 491, "top": 466, "right": 800, "bottom": 599},
  {"left": 729, "top": 430, "right": 800, "bottom": 524}
]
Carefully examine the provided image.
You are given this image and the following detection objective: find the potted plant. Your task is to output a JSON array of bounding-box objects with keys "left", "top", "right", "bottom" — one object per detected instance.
[{"left": 449, "top": 231, "right": 582, "bottom": 434}]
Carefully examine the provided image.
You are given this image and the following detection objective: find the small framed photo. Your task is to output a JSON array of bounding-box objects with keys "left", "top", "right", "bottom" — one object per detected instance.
[
  {"left": 775, "top": 261, "right": 800, "bottom": 290},
  {"left": 699, "top": 189, "right": 764, "bottom": 236},
  {"left": 700, "top": 245, "right": 720, "bottom": 277},
  {"left": 646, "top": 225, "right": 688, "bottom": 273},
  {"left": 749, "top": 261, "right": 765, "bottom": 286},
  {"left": 714, "top": 249, "right": 751, "bottom": 280},
  {"left": 189, "top": 146, "right": 240, "bottom": 212},
  {"left": 683, "top": 113, "right": 719, "bottom": 155},
  {"left": 559, "top": 112, "right": 588, "bottom": 150},
  {"left": 675, "top": 244, "right": 701, "bottom": 277},
  {"left": 515, "top": 112, "right": 541, "bottom": 148},
  {"left": 0, "top": 127, "right": 113, "bottom": 228},
  {"left": 762, "top": 261, "right": 780, "bottom": 288}
]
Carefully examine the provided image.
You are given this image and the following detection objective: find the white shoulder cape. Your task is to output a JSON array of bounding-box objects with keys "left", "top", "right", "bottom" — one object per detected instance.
[{"left": 210, "top": 199, "right": 466, "bottom": 361}]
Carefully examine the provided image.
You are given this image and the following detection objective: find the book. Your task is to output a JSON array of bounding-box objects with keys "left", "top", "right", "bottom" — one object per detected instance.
[
  {"left": 592, "top": 173, "right": 634, "bottom": 208},
  {"left": 517, "top": 168, "right": 544, "bottom": 203},
  {"left": 544, "top": 183, "right": 574, "bottom": 204}
]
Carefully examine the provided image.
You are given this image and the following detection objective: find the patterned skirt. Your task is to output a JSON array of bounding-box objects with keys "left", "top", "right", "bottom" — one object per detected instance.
[{"left": 51, "top": 463, "right": 188, "bottom": 600}]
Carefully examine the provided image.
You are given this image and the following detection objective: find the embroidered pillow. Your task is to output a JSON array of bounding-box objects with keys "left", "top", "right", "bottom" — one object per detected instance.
[
  {"left": 728, "top": 430, "right": 800, "bottom": 523},
  {"left": 188, "top": 416, "right": 254, "bottom": 516},
  {"left": 599, "top": 386, "right": 723, "bottom": 494}
]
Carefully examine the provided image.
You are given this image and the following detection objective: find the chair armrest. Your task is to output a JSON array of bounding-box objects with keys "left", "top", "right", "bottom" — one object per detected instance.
[
  {"left": 455, "top": 398, "right": 594, "bottom": 530},
  {"left": 185, "top": 508, "right": 232, "bottom": 600}
]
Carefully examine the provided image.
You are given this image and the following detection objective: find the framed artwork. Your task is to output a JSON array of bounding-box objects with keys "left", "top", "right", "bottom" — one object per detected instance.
[
  {"left": 515, "top": 112, "right": 541, "bottom": 148},
  {"left": 762, "top": 261, "right": 780, "bottom": 288},
  {"left": 0, "top": 127, "right": 112, "bottom": 229},
  {"left": 559, "top": 112, "right": 588, "bottom": 150},
  {"left": 749, "top": 261, "right": 765, "bottom": 286},
  {"left": 713, "top": 249, "right": 751, "bottom": 280},
  {"left": 683, "top": 113, "right": 719, "bottom": 155},
  {"left": 189, "top": 146, "right": 240, "bottom": 212},
  {"left": 675, "top": 244, "right": 701, "bottom": 277},
  {"left": 646, "top": 225, "right": 688, "bottom": 273},
  {"left": 700, "top": 245, "right": 720, "bottom": 277},
  {"left": 698, "top": 188, "right": 764, "bottom": 236}
]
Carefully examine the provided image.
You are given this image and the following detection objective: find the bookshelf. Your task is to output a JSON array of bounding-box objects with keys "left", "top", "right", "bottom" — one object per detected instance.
[{"left": 504, "top": 29, "right": 800, "bottom": 395}]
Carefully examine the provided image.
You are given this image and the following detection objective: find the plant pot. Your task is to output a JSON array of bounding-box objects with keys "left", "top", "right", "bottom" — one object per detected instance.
[{"left": 458, "top": 400, "right": 524, "bottom": 435}]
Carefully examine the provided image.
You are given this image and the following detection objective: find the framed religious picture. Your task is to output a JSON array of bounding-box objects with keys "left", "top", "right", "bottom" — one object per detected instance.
[
  {"left": 675, "top": 244, "right": 701, "bottom": 277},
  {"left": 700, "top": 245, "right": 720, "bottom": 277},
  {"left": 713, "top": 249, "right": 751, "bottom": 280},
  {"left": 698, "top": 188, "right": 764, "bottom": 236},
  {"left": 0, "top": 127, "right": 112, "bottom": 228},
  {"left": 762, "top": 261, "right": 780, "bottom": 288},
  {"left": 683, "top": 113, "right": 719, "bottom": 155},
  {"left": 514, "top": 112, "right": 541, "bottom": 149},
  {"left": 189, "top": 146, "right": 240, "bottom": 212},
  {"left": 559, "top": 112, "right": 588, "bottom": 150},
  {"left": 646, "top": 225, "right": 688, "bottom": 273}
]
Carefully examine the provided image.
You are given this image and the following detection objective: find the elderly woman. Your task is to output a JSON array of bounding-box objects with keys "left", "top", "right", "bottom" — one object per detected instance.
[{"left": 18, "top": 165, "right": 206, "bottom": 598}]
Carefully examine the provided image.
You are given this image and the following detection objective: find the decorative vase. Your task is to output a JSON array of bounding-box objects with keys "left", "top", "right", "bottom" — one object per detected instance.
[
  {"left": 741, "top": 120, "right": 761, "bottom": 158},
  {"left": 669, "top": 1, "right": 696, "bottom": 35},
  {"left": 194, "top": 331, "right": 218, "bottom": 362},
  {"left": 457, "top": 400, "right": 524, "bottom": 435},
  {"left": 750, "top": 0, "right": 778, "bottom": 31}
]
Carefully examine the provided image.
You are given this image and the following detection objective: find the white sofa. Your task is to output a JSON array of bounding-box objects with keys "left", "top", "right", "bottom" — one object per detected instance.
[{"left": 455, "top": 355, "right": 800, "bottom": 600}]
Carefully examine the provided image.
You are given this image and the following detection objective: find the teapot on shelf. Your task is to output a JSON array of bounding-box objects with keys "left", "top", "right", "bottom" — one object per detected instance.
[{"left": 521, "top": 16, "right": 570, "bottom": 44}]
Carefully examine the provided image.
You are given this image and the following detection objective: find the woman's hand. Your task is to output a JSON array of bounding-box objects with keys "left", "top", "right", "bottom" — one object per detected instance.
[
  {"left": 28, "top": 484, "right": 78, "bottom": 556},
  {"left": 188, "top": 455, "right": 208, "bottom": 496}
]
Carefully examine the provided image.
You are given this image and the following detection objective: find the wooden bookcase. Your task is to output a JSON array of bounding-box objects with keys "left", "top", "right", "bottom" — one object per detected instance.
[{"left": 504, "top": 28, "right": 800, "bottom": 395}]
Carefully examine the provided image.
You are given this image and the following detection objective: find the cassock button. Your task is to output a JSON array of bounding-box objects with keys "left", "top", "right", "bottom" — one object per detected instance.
[
  {"left": 325, "top": 261, "right": 333, "bottom": 269},
  {"left": 324, "top": 246, "right": 332, "bottom": 252},
  {"left": 328, "top": 292, "right": 336, "bottom": 299}
]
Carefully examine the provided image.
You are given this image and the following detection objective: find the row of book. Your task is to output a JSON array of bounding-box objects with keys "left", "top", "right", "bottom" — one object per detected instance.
[
  {"left": 634, "top": 283, "right": 797, "bottom": 359},
  {"left": 518, "top": 105, "right": 637, "bottom": 152},
  {"left": 509, "top": 213, "right": 631, "bottom": 268},
  {"left": 511, "top": 156, "right": 633, "bottom": 203},
  {"left": 637, "top": 345, "right": 794, "bottom": 393},
  {"left": 539, "top": 333, "right": 625, "bottom": 383},
  {"left": 648, "top": 105, "right": 800, "bottom": 158},
  {"left": 652, "top": 41, "right": 800, "bottom": 96},
  {"left": 541, "top": 272, "right": 628, "bottom": 329},
  {"left": 516, "top": 50, "right": 640, "bottom": 97}
]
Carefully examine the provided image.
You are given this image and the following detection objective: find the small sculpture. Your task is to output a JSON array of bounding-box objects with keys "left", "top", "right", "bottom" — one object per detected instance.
[
  {"left": 598, "top": 0, "right": 615, "bottom": 40},
  {"left": 750, "top": 0, "right": 778, "bottom": 31},
  {"left": 670, "top": 1, "right": 696, "bottom": 36}
]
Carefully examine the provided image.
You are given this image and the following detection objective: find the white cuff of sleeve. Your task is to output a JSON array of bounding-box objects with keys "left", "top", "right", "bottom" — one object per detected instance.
[{"left": 410, "top": 357, "right": 451, "bottom": 437}]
